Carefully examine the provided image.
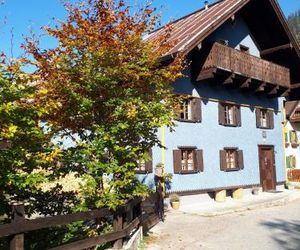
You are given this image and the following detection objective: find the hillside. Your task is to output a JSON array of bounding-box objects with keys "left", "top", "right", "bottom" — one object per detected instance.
[{"left": 288, "top": 10, "right": 300, "bottom": 43}]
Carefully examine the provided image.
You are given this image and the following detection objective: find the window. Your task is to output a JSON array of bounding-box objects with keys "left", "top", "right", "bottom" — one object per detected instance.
[
  {"left": 180, "top": 99, "right": 192, "bottom": 120},
  {"left": 220, "top": 148, "right": 244, "bottom": 171},
  {"left": 256, "top": 108, "right": 274, "bottom": 129},
  {"left": 239, "top": 45, "right": 249, "bottom": 53},
  {"left": 285, "top": 131, "right": 290, "bottom": 147},
  {"left": 219, "top": 102, "right": 241, "bottom": 127},
  {"left": 173, "top": 148, "right": 204, "bottom": 174},
  {"left": 135, "top": 149, "right": 153, "bottom": 174},
  {"left": 290, "top": 131, "right": 299, "bottom": 148},
  {"left": 178, "top": 97, "right": 202, "bottom": 122},
  {"left": 286, "top": 155, "right": 296, "bottom": 169},
  {"left": 181, "top": 149, "right": 195, "bottom": 171},
  {"left": 225, "top": 149, "right": 237, "bottom": 169}
]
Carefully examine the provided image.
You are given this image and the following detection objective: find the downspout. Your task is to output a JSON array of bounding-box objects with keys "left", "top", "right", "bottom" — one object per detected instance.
[
  {"left": 282, "top": 100, "right": 288, "bottom": 183},
  {"left": 160, "top": 126, "right": 166, "bottom": 166}
]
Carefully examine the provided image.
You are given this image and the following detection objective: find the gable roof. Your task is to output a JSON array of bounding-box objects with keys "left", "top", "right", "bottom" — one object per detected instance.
[
  {"left": 147, "top": 0, "right": 300, "bottom": 64},
  {"left": 147, "top": 0, "right": 250, "bottom": 56}
]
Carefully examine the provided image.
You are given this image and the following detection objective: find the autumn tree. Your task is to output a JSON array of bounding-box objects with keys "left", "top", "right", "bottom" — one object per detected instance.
[{"left": 22, "top": 0, "right": 184, "bottom": 211}]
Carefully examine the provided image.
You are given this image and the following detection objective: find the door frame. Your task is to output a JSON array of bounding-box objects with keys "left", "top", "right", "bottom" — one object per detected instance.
[{"left": 258, "top": 145, "right": 277, "bottom": 191}]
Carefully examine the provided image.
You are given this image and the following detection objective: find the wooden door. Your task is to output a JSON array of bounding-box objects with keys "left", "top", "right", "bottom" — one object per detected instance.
[{"left": 259, "top": 146, "right": 276, "bottom": 191}]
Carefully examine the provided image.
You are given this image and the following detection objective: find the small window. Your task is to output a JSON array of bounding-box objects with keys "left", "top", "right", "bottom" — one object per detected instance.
[
  {"left": 290, "top": 131, "right": 298, "bottom": 144},
  {"left": 180, "top": 99, "right": 192, "bottom": 120},
  {"left": 135, "top": 149, "right": 153, "bottom": 174},
  {"left": 178, "top": 97, "right": 202, "bottom": 123},
  {"left": 285, "top": 132, "right": 289, "bottom": 143},
  {"left": 173, "top": 148, "right": 204, "bottom": 174},
  {"left": 256, "top": 108, "right": 274, "bottom": 129},
  {"left": 220, "top": 148, "right": 244, "bottom": 171},
  {"left": 219, "top": 102, "right": 241, "bottom": 127},
  {"left": 286, "top": 155, "right": 296, "bottom": 169},
  {"left": 239, "top": 45, "right": 249, "bottom": 53},
  {"left": 260, "top": 109, "right": 268, "bottom": 127}
]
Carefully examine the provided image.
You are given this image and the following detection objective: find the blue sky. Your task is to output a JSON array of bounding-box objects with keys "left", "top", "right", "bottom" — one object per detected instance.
[{"left": 0, "top": 0, "right": 299, "bottom": 58}]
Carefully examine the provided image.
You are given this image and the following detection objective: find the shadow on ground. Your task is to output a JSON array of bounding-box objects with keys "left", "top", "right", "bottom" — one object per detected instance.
[{"left": 261, "top": 219, "right": 300, "bottom": 250}]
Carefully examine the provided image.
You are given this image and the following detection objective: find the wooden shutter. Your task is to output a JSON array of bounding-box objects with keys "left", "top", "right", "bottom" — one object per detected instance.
[
  {"left": 235, "top": 106, "right": 242, "bottom": 127},
  {"left": 173, "top": 150, "right": 182, "bottom": 174},
  {"left": 256, "top": 108, "right": 261, "bottom": 128},
  {"left": 237, "top": 150, "right": 244, "bottom": 170},
  {"left": 219, "top": 103, "right": 225, "bottom": 125},
  {"left": 192, "top": 98, "right": 202, "bottom": 122},
  {"left": 267, "top": 110, "right": 274, "bottom": 129},
  {"left": 145, "top": 148, "right": 153, "bottom": 173},
  {"left": 220, "top": 150, "right": 227, "bottom": 171},
  {"left": 194, "top": 150, "right": 204, "bottom": 172},
  {"left": 291, "top": 156, "right": 296, "bottom": 168},
  {"left": 286, "top": 156, "right": 291, "bottom": 169}
]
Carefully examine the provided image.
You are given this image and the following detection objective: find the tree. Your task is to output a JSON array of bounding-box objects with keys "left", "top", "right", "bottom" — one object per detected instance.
[
  {"left": 23, "top": 0, "right": 184, "bottom": 211},
  {"left": 288, "top": 9, "right": 300, "bottom": 43},
  {"left": 0, "top": 58, "right": 70, "bottom": 220}
]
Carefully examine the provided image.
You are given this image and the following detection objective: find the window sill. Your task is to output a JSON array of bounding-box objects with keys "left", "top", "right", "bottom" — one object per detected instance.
[
  {"left": 222, "top": 168, "right": 241, "bottom": 172},
  {"left": 258, "top": 126, "right": 273, "bottom": 130},
  {"left": 220, "top": 123, "right": 239, "bottom": 128},
  {"left": 176, "top": 170, "right": 201, "bottom": 175},
  {"left": 176, "top": 119, "right": 201, "bottom": 123}
]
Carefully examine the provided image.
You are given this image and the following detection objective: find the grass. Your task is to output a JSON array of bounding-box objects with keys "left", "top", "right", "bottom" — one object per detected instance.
[{"left": 139, "top": 234, "right": 160, "bottom": 250}]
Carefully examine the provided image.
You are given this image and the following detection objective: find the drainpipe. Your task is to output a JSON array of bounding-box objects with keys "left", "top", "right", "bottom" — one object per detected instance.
[
  {"left": 160, "top": 126, "right": 166, "bottom": 167},
  {"left": 282, "top": 101, "right": 288, "bottom": 183}
]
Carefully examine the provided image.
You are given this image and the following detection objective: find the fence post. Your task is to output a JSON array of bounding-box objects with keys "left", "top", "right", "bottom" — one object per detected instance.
[
  {"left": 113, "top": 210, "right": 123, "bottom": 249},
  {"left": 10, "top": 204, "right": 25, "bottom": 250}
]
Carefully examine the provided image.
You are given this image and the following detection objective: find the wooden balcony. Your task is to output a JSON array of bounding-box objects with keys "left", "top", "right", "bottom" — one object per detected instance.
[{"left": 196, "top": 42, "right": 291, "bottom": 96}]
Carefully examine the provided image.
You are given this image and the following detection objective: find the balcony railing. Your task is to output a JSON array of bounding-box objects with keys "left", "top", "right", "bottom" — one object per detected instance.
[{"left": 201, "top": 42, "right": 290, "bottom": 88}]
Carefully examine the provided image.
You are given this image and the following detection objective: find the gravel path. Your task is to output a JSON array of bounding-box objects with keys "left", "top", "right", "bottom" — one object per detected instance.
[{"left": 144, "top": 199, "right": 300, "bottom": 250}]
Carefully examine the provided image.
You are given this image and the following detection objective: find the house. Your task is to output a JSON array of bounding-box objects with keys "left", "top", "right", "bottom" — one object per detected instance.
[
  {"left": 284, "top": 101, "right": 300, "bottom": 182},
  {"left": 137, "top": 0, "right": 300, "bottom": 201}
]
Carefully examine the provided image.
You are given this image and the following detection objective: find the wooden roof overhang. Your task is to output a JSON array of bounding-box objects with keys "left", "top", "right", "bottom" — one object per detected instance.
[
  {"left": 147, "top": 0, "right": 300, "bottom": 98},
  {"left": 239, "top": 0, "right": 300, "bottom": 90}
]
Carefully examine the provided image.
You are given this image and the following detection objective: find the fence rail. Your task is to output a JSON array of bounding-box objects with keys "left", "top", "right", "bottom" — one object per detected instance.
[{"left": 0, "top": 197, "right": 144, "bottom": 250}]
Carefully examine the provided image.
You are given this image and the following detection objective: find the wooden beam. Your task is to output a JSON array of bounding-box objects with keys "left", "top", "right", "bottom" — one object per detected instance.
[
  {"left": 268, "top": 86, "right": 279, "bottom": 95},
  {"left": 281, "top": 88, "right": 291, "bottom": 97},
  {"left": 291, "top": 83, "right": 300, "bottom": 89},
  {"left": 255, "top": 82, "right": 266, "bottom": 92},
  {"left": 260, "top": 43, "right": 292, "bottom": 56},
  {"left": 196, "top": 68, "right": 216, "bottom": 81},
  {"left": 197, "top": 42, "right": 202, "bottom": 50},
  {"left": 223, "top": 73, "right": 235, "bottom": 85},
  {"left": 240, "top": 78, "right": 251, "bottom": 89}
]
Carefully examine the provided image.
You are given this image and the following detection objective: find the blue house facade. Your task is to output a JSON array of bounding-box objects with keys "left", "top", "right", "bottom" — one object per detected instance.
[{"left": 139, "top": 0, "right": 300, "bottom": 196}]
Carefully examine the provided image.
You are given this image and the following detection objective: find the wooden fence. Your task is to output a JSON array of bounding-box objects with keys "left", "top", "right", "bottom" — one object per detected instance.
[{"left": 0, "top": 194, "right": 162, "bottom": 250}]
